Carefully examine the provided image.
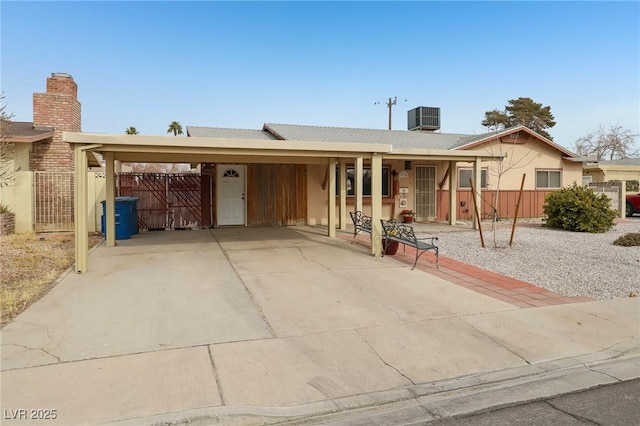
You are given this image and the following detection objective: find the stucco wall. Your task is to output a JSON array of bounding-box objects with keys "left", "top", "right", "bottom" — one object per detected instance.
[
  {"left": 306, "top": 160, "right": 421, "bottom": 225},
  {"left": 12, "top": 144, "right": 31, "bottom": 173},
  {"left": 456, "top": 138, "right": 582, "bottom": 191},
  {"left": 0, "top": 171, "right": 105, "bottom": 234},
  {"left": 89, "top": 173, "right": 106, "bottom": 233},
  {"left": 595, "top": 168, "right": 640, "bottom": 182},
  {"left": 0, "top": 171, "right": 33, "bottom": 233}
]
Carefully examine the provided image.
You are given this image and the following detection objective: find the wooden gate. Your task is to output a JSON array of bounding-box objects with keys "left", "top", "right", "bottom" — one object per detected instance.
[{"left": 118, "top": 173, "right": 212, "bottom": 230}]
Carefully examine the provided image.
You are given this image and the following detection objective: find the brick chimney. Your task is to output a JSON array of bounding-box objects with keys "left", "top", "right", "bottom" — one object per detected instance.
[{"left": 31, "top": 73, "right": 81, "bottom": 171}]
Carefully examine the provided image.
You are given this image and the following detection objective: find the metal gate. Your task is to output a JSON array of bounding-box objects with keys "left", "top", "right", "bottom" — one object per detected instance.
[
  {"left": 34, "top": 171, "right": 74, "bottom": 232},
  {"left": 118, "top": 173, "right": 212, "bottom": 230},
  {"left": 415, "top": 166, "right": 436, "bottom": 219}
]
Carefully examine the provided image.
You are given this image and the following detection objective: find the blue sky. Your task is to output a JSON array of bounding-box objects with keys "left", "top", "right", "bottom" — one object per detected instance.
[{"left": 2, "top": 1, "right": 638, "bottom": 150}]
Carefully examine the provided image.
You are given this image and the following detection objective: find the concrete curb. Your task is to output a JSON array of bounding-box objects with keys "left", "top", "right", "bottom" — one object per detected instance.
[{"left": 104, "top": 347, "right": 639, "bottom": 426}]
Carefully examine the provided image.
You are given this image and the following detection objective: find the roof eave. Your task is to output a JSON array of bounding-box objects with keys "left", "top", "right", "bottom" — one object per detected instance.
[
  {"left": 454, "top": 126, "right": 578, "bottom": 158},
  {"left": 3, "top": 131, "right": 55, "bottom": 143},
  {"left": 387, "top": 148, "right": 504, "bottom": 162}
]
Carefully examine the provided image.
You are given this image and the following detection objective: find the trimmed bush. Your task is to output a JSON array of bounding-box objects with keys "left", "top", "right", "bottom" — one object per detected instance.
[
  {"left": 543, "top": 183, "right": 616, "bottom": 233},
  {"left": 613, "top": 233, "right": 640, "bottom": 247}
]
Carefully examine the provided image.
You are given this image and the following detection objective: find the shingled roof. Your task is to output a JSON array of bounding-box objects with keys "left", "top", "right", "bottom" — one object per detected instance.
[
  {"left": 262, "top": 123, "right": 472, "bottom": 149},
  {"left": 186, "top": 126, "right": 278, "bottom": 140},
  {"left": 187, "top": 122, "right": 578, "bottom": 157},
  {"left": 1, "top": 121, "right": 54, "bottom": 143}
]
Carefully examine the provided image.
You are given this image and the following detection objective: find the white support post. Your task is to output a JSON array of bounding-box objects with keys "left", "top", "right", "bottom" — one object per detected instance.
[
  {"left": 472, "top": 157, "right": 482, "bottom": 230},
  {"left": 355, "top": 157, "right": 364, "bottom": 213},
  {"left": 105, "top": 152, "right": 116, "bottom": 247},
  {"left": 370, "top": 154, "right": 383, "bottom": 256},
  {"left": 327, "top": 158, "right": 337, "bottom": 237},
  {"left": 74, "top": 144, "right": 89, "bottom": 273},
  {"left": 449, "top": 160, "right": 457, "bottom": 225},
  {"left": 339, "top": 160, "right": 347, "bottom": 230}
]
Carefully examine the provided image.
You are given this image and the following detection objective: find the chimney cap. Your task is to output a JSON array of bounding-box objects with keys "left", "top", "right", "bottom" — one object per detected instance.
[{"left": 51, "top": 72, "right": 72, "bottom": 79}]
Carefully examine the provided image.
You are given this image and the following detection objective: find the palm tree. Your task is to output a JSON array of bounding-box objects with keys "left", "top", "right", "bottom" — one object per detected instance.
[
  {"left": 125, "top": 127, "right": 138, "bottom": 135},
  {"left": 167, "top": 121, "right": 183, "bottom": 136}
]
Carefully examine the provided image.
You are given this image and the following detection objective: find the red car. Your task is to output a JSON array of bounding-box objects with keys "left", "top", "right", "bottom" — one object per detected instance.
[{"left": 627, "top": 193, "right": 640, "bottom": 217}]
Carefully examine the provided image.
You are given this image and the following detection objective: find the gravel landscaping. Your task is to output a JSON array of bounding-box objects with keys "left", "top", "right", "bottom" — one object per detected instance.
[{"left": 430, "top": 221, "right": 640, "bottom": 300}]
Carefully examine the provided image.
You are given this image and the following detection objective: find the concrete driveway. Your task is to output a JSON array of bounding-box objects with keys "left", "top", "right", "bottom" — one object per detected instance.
[{"left": 1, "top": 226, "right": 638, "bottom": 425}]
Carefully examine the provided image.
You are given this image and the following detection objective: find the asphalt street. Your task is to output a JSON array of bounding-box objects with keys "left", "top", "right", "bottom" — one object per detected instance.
[{"left": 428, "top": 378, "right": 640, "bottom": 426}]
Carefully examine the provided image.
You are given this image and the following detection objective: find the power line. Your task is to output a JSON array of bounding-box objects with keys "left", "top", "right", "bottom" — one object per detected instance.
[{"left": 375, "top": 97, "right": 407, "bottom": 130}]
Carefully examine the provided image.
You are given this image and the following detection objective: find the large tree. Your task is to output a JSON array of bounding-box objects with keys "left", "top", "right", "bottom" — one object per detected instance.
[
  {"left": 167, "top": 121, "right": 183, "bottom": 136},
  {"left": 125, "top": 126, "right": 139, "bottom": 135},
  {"left": 573, "top": 125, "right": 639, "bottom": 160},
  {"left": 481, "top": 97, "right": 556, "bottom": 140}
]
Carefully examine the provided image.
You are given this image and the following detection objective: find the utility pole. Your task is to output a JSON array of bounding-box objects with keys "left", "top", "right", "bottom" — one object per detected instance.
[
  {"left": 386, "top": 97, "right": 397, "bottom": 130},
  {"left": 376, "top": 97, "right": 405, "bottom": 130}
]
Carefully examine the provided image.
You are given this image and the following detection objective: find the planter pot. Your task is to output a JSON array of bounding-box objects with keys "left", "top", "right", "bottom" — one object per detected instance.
[
  {"left": 382, "top": 239, "right": 399, "bottom": 255},
  {"left": 402, "top": 215, "right": 414, "bottom": 224}
]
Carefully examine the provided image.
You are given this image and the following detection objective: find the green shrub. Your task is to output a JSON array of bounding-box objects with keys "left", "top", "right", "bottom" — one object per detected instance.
[
  {"left": 0, "top": 203, "right": 12, "bottom": 214},
  {"left": 613, "top": 233, "right": 640, "bottom": 247},
  {"left": 543, "top": 183, "right": 616, "bottom": 233},
  {"left": 627, "top": 180, "right": 639, "bottom": 193}
]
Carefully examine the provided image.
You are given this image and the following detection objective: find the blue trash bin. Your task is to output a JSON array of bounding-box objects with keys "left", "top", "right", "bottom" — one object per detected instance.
[
  {"left": 115, "top": 196, "right": 139, "bottom": 235},
  {"left": 101, "top": 200, "right": 132, "bottom": 240}
]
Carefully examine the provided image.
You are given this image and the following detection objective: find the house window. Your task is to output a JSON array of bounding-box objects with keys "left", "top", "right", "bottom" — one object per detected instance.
[
  {"left": 222, "top": 169, "right": 240, "bottom": 178},
  {"left": 536, "top": 170, "right": 561, "bottom": 188},
  {"left": 458, "top": 168, "right": 488, "bottom": 189},
  {"left": 337, "top": 166, "right": 390, "bottom": 197}
]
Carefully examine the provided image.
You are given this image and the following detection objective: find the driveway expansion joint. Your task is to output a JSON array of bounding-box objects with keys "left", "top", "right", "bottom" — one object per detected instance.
[
  {"left": 458, "top": 317, "right": 532, "bottom": 366},
  {"left": 210, "top": 229, "right": 277, "bottom": 338},
  {"left": 207, "top": 345, "right": 226, "bottom": 406}
]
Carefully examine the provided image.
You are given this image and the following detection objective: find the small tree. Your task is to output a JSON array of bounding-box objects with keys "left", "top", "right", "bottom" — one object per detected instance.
[
  {"left": 573, "top": 125, "right": 639, "bottom": 160},
  {"left": 543, "top": 183, "right": 616, "bottom": 233},
  {"left": 125, "top": 127, "right": 139, "bottom": 135},
  {"left": 479, "top": 127, "right": 542, "bottom": 247},
  {"left": 0, "top": 93, "right": 17, "bottom": 187},
  {"left": 167, "top": 121, "right": 183, "bottom": 136}
]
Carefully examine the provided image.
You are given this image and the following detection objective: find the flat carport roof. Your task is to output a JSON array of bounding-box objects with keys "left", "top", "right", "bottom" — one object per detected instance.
[{"left": 64, "top": 131, "right": 502, "bottom": 272}]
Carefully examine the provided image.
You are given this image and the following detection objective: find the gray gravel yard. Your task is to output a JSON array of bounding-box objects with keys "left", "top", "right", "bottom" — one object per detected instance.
[{"left": 430, "top": 221, "right": 640, "bottom": 300}]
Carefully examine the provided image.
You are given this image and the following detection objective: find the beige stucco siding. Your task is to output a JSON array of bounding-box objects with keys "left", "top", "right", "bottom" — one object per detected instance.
[
  {"left": 457, "top": 139, "right": 582, "bottom": 191},
  {"left": 583, "top": 166, "right": 640, "bottom": 183},
  {"left": 12, "top": 144, "right": 31, "bottom": 172},
  {"left": 0, "top": 171, "right": 33, "bottom": 233},
  {"left": 306, "top": 160, "right": 414, "bottom": 225}
]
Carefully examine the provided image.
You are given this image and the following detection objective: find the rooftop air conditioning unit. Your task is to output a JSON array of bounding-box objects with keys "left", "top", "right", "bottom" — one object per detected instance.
[{"left": 408, "top": 106, "right": 440, "bottom": 131}]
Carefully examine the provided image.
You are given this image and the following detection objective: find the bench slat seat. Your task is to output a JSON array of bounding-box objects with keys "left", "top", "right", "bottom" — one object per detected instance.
[{"left": 380, "top": 219, "right": 439, "bottom": 269}]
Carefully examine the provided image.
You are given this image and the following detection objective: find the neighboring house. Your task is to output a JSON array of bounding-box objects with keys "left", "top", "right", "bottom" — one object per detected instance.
[
  {"left": 186, "top": 120, "right": 584, "bottom": 224},
  {"left": 582, "top": 158, "right": 640, "bottom": 185},
  {"left": 0, "top": 73, "right": 102, "bottom": 233}
]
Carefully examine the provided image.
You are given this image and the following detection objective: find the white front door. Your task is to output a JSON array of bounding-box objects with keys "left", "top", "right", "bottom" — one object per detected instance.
[{"left": 217, "top": 165, "right": 245, "bottom": 226}]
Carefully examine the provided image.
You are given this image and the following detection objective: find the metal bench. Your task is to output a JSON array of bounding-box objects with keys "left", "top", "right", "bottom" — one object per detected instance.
[
  {"left": 349, "top": 211, "right": 372, "bottom": 238},
  {"left": 380, "top": 219, "right": 439, "bottom": 269}
]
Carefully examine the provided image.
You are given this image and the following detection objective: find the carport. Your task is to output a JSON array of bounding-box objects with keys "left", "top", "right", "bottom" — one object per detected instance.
[{"left": 64, "top": 132, "right": 501, "bottom": 273}]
